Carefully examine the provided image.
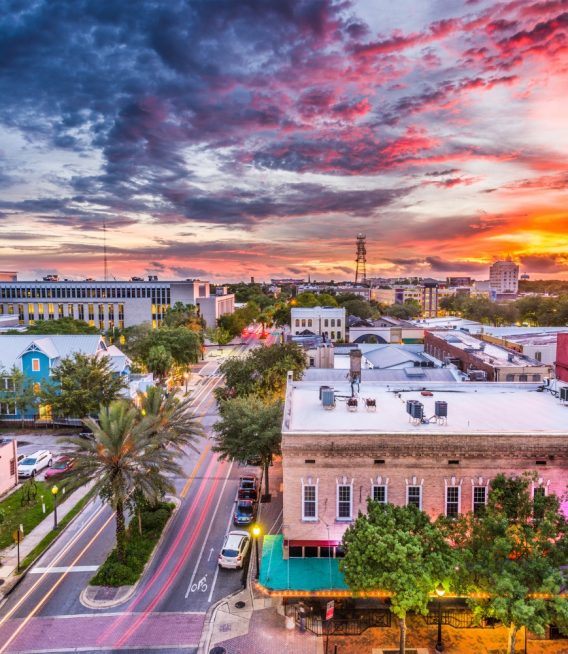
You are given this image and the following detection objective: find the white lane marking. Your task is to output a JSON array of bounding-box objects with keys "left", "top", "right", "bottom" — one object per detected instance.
[
  {"left": 207, "top": 492, "right": 237, "bottom": 604},
  {"left": 30, "top": 565, "right": 99, "bottom": 574},
  {"left": 207, "top": 547, "right": 214, "bottom": 562},
  {"left": 184, "top": 460, "right": 234, "bottom": 599}
]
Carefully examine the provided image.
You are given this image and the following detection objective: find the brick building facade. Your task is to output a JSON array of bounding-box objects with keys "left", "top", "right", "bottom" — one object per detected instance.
[{"left": 281, "top": 377, "right": 567, "bottom": 560}]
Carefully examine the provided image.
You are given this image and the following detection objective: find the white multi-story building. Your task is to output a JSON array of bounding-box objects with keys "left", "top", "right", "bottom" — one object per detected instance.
[
  {"left": 291, "top": 306, "right": 346, "bottom": 342},
  {"left": 489, "top": 260, "right": 519, "bottom": 295},
  {"left": 0, "top": 278, "right": 234, "bottom": 330}
]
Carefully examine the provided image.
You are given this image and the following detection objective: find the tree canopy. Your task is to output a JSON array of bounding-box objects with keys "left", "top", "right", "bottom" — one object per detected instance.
[
  {"left": 215, "top": 342, "right": 306, "bottom": 401},
  {"left": 442, "top": 473, "right": 568, "bottom": 654},
  {"left": 41, "top": 352, "right": 127, "bottom": 418},
  {"left": 341, "top": 501, "right": 455, "bottom": 654},
  {"left": 6, "top": 317, "right": 100, "bottom": 335},
  {"left": 213, "top": 396, "right": 282, "bottom": 496}
]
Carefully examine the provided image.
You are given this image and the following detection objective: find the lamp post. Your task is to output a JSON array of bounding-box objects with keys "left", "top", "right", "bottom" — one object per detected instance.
[
  {"left": 51, "top": 485, "right": 59, "bottom": 530},
  {"left": 184, "top": 371, "right": 190, "bottom": 394},
  {"left": 252, "top": 524, "right": 261, "bottom": 579},
  {"left": 435, "top": 583, "right": 446, "bottom": 653}
]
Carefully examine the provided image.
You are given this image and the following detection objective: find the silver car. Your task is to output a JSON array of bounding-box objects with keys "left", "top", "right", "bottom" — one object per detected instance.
[
  {"left": 218, "top": 530, "right": 251, "bottom": 569},
  {"left": 18, "top": 450, "right": 52, "bottom": 479}
]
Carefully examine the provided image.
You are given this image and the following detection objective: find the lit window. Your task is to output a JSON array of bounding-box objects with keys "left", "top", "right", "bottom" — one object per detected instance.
[{"left": 32, "top": 358, "right": 40, "bottom": 372}]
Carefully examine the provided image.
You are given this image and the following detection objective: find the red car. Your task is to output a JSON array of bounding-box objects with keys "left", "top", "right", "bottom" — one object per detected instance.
[
  {"left": 44, "top": 456, "right": 74, "bottom": 480},
  {"left": 238, "top": 475, "right": 259, "bottom": 501}
]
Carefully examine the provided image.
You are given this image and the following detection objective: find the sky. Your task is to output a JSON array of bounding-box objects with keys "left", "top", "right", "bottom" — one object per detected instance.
[{"left": 1, "top": 0, "right": 568, "bottom": 283}]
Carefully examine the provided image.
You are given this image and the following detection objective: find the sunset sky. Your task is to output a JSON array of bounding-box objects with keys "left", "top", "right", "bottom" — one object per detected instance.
[{"left": 1, "top": 0, "right": 568, "bottom": 282}]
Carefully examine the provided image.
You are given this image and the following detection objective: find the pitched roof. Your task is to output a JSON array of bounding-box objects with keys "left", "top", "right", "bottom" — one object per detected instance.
[{"left": 0, "top": 335, "right": 108, "bottom": 371}]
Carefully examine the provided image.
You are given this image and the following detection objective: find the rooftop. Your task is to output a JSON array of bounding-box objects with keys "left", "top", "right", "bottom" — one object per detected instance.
[
  {"left": 283, "top": 380, "right": 568, "bottom": 435},
  {"left": 428, "top": 329, "right": 544, "bottom": 367}
]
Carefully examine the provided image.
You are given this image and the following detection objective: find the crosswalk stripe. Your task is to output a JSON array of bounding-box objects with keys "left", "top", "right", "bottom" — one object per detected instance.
[{"left": 29, "top": 565, "right": 99, "bottom": 574}]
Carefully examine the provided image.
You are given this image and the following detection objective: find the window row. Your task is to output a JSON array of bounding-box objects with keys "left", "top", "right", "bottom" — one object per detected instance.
[
  {"left": 0, "top": 286, "right": 171, "bottom": 301},
  {"left": 294, "top": 318, "right": 342, "bottom": 328},
  {"left": 301, "top": 482, "right": 549, "bottom": 521},
  {"left": 301, "top": 483, "right": 492, "bottom": 521}
]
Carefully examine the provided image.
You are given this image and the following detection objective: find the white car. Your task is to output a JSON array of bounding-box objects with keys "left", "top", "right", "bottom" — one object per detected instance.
[
  {"left": 18, "top": 450, "right": 53, "bottom": 479},
  {"left": 218, "top": 530, "right": 251, "bottom": 569}
]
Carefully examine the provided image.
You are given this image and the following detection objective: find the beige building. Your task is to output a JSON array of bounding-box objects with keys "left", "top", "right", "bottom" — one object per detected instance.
[
  {"left": 291, "top": 306, "right": 346, "bottom": 342},
  {"left": 0, "top": 438, "right": 18, "bottom": 496},
  {"left": 489, "top": 260, "right": 519, "bottom": 295},
  {"left": 281, "top": 376, "right": 568, "bottom": 560}
]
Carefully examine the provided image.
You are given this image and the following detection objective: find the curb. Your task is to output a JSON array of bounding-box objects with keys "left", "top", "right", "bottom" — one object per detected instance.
[
  {"left": 80, "top": 495, "right": 181, "bottom": 610},
  {"left": 197, "top": 585, "right": 251, "bottom": 654},
  {"left": 0, "top": 486, "right": 97, "bottom": 602}
]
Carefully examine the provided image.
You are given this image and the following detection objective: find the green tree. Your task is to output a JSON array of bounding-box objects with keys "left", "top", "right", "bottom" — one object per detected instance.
[
  {"left": 272, "top": 304, "right": 291, "bottom": 327},
  {"left": 41, "top": 353, "right": 127, "bottom": 419},
  {"left": 12, "top": 318, "right": 100, "bottom": 335},
  {"left": 213, "top": 396, "right": 282, "bottom": 497},
  {"left": 342, "top": 298, "right": 372, "bottom": 319},
  {"left": 146, "top": 345, "right": 173, "bottom": 382},
  {"left": 205, "top": 327, "right": 233, "bottom": 348},
  {"left": 0, "top": 366, "right": 37, "bottom": 422},
  {"left": 341, "top": 502, "right": 456, "bottom": 654},
  {"left": 294, "top": 292, "right": 320, "bottom": 307},
  {"left": 63, "top": 401, "right": 180, "bottom": 561},
  {"left": 444, "top": 474, "right": 568, "bottom": 654},
  {"left": 138, "top": 385, "right": 204, "bottom": 455},
  {"left": 131, "top": 327, "right": 201, "bottom": 371},
  {"left": 385, "top": 299, "right": 422, "bottom": 320},
  {"left": 216, "top": 343, "right": 306, "bottom": 401},
  {"left": 161, "top": 302, "right": 203, "bottom": 331}
]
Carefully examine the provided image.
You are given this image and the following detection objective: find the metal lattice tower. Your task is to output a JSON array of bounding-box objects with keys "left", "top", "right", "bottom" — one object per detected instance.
[
  {"left": 355, "top": 233, "right": 367, "bottom": 284},
  {"left": 103, "top": 218, "right": 108, "bottom": 282}
]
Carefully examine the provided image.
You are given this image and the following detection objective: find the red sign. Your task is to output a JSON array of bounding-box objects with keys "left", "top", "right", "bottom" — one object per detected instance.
[{"left": 325, "top": 600, "right": 334, "bottom": 621}]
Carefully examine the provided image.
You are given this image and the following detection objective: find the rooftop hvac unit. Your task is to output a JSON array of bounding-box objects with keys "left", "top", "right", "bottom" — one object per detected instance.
[
  {"left": 410, "top": 401, "right": 424, "bottom": 420},
  {"left": 319, "top": 385, "right": 333, "bottom": 400},
  {"left": 560, "top": 387, "right": 568, "bottom": 402},
  {"left": 406, "top": 399, "right": 420, "bottom": 415},
  {"left": 322, "top": 388, "right": 336, "bottom": 410},
  {"left": 435, "top": 401, "right": 448, "bottom": 418}
]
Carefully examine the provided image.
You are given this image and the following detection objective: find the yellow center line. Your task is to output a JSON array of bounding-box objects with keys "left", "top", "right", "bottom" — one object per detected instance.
[
  {"left": 0, "top": 501, "right": 108, "bottom": 628},
  {"left": 180, "top": 442, "right": 212, "bottom": 499},
  {"left": 0, "top": 513, "right": 115, "bottom": 654}
]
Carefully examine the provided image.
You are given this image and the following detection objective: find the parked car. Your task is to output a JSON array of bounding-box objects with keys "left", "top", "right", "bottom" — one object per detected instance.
[
  {"left": 44, "top": 456, "right": 74, "bottom": 480},
  {"left": 218, "top": 530, "right": 251, "bottom": 569},
  {"left": 238, "top": 475, "right": 258, "bottom": 501},
  {"left": 79, "top": 430, "right": 94, "bottom": 440},
  {"left": 17, "top": 450, "right": 52, "bottom": 479},
  {"left": 233, "top": 499, "right": 256, "bottom": 526}
]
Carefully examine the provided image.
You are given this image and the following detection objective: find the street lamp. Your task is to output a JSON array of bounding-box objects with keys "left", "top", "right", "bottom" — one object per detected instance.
[
  {"left": 51, "top": 485, "right": 59, "bottom": 530},
  {"left": 435, "top": 582, "right": 446, "bottom": 653},
  {"left": 184, "top": 371, "right": 190, "bottom": 394},
  {"left": 251, "top": 524, "right": 262, "bottom": 579}
]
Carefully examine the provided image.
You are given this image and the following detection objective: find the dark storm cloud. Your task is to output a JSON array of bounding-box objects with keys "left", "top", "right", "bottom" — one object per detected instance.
[
  {"left": 424, "top": 256, "right": 486, "bottom": 273},
  {"left": 518, "top": 253, "right": 568, "bottom": 273}
]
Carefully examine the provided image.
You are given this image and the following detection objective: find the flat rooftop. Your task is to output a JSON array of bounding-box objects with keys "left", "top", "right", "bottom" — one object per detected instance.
[
  {"left": 283, "top": 381, "right": 568, "bottom": 435},
  {"left": 428, "top": 330, "right": 543, "bottom": 367}
]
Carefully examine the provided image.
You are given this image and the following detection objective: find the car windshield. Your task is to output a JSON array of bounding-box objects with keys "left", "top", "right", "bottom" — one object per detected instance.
[
  {"left": 222, "top": 548, "right": 239, "bottom": 558},
  {"left": 238, "top": 505, "right": 253, "bottom": 515},
  {"left": 241, "top": 480, "right": 254, "bottom": 488},
  {"left": 21, "top": 458, "right": 36, "bottom": 465},
  {"left": 52, "top": 462, "right": 67, "bottom": 469}
]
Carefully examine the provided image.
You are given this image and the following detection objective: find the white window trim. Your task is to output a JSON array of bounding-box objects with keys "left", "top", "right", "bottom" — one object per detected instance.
[
  {"left": 336, "top": 476, "right": 354, "bottom": 521},
  {"left": 532, "top": 478, "right": 550, "bottom": 497},
  {"left": 444, "top": 477, "right": 462, "bottom": 517},
  {"left": 405, "top": 476, "right": 424, "bottom": 510},
  {"left": 31, "top": 357, "right": 40, "bottom": 372},
  {"left": 370, "top": 475, "right": 389, "bottom": 504},
  {"left": 301, "top": 477, "right": 319, "bottom": 522},
  {"left": 471, "top": 477, "right": 489, "bottom": 512}
]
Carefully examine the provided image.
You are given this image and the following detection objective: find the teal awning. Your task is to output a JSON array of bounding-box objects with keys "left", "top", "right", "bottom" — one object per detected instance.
[{"left": 258, "top": 535, "right": 349, "bottom": 592}]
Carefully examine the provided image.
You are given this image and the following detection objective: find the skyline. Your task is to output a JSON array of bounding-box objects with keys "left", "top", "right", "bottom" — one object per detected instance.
[{"left": 1, "top": 0, "right": 568, "bottom": 282}]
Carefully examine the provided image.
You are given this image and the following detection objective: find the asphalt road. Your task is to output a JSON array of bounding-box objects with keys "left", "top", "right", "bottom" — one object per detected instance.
[{"left": 0, "top": 329, "right": 281, "bottom": 654}]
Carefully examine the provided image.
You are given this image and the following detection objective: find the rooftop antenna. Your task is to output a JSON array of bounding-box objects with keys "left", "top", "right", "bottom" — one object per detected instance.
[
  {"left": 355, "top": 233, "right": 367, "bottom": 284},
  {"left": 103, "top": 218, "right": 108, "bottom": 282}
]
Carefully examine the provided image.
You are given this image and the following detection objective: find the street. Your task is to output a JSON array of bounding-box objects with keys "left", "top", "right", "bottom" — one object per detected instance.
[{"left": 0, "top": 330, "right": 281, "bottom": 654}]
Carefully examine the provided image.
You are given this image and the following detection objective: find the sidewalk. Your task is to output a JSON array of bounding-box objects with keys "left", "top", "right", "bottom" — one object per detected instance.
[{"left": 0, "top": 480, "right": 94, "bottom": 595}]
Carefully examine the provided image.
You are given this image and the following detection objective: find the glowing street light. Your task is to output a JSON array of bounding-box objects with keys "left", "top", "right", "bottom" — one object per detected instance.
[
  {"left": 435, "top": 582, "right": 446, "bottom": 652},
  {"left": 51, "top": 485, "right": 59, "bottom": 530},
  {"left": 252, "top": 524, "right": 262, "bottom": 579}
]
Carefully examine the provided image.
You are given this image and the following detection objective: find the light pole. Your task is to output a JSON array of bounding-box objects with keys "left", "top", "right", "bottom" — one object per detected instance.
[
  {"left": 184, "top": 371, "right": 190, "bottom": 394},
  {"left": 252, "top": 524, "right": 261, "bottom": 579},
  {"left": 435, "top": 583, "right": 446, "bottom": 652},
  {"left": 51, "top": 485, "right": 59, "bottom": 530}
]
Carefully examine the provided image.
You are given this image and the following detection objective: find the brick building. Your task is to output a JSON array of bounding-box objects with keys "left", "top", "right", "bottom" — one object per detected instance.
[
  {"left": 557, "top": 332, "right": 568, "bottom": 382},
  {"left": 424, "top": 329, "right": 551, "bottom": 382},
  {"left": 279, "top": 377, "right": 567, "bottom": 565}
]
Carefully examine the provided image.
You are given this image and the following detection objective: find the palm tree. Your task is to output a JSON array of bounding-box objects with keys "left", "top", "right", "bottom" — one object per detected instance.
[
  {"left": 62, "top": 400, "right": 181, "bottom": 562},
  {"left": 138, "top": 386, "right": 205, "bottom": 455}
]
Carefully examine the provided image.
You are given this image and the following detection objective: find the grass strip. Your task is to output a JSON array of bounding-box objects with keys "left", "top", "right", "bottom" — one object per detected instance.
[
  {"left": 90, "top": 502, "right": 174, "bottom": 587},
  {"left": 17, "top": 487, "right": 96, "bottom": 572}
]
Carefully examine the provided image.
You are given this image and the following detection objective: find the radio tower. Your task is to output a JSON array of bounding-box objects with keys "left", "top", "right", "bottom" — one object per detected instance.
[{"left": 355, "top": 233, "right": 367, "bottom": 284}]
